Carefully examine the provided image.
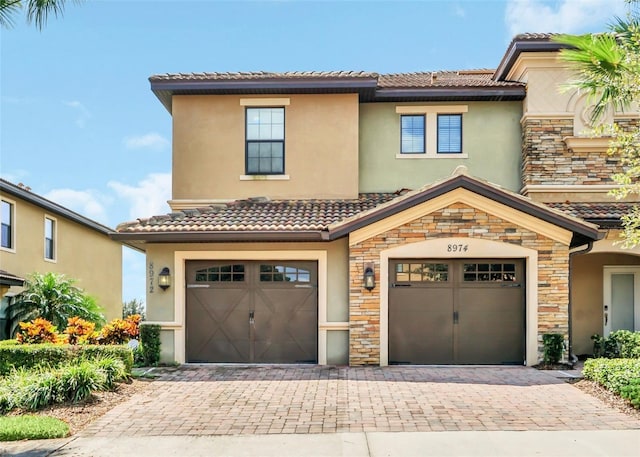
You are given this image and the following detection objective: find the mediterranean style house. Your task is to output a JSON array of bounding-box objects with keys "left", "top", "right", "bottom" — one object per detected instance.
[
  {"left": 0, "top": 179, "right": 126, "bottom": 339},
  {"left": 113, "top": 33, "right": 640, "bottom": 366}
]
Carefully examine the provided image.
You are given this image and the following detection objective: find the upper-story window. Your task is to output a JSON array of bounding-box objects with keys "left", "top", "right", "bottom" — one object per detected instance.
[
  {"left": 246, "top": 107, "right": 285, "bottom": 175},
  {"left": 437, "top": 114, "right": 462, "bottom": 154},
  {"left": 44, "top": 216, "right": 56, "bottom": 261},
  {"left": 396, "top": 105, "right": 468, "bottom": 158},
  {"left": 400, "top": 115, "right": 425, "bottom": 154},
  {"left": 1, "top": 200, "right": 14, "bottom": 251}
]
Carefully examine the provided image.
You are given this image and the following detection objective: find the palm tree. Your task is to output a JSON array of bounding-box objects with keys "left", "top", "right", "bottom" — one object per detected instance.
[
  {"left": 7, "top": 272, "right": 105, "bottom": 337},
  {"left": 555, "top": 2, "right": 640, "bottom": 247},
  {"left": 0, "top": 0, "right": 83, "bottom": 30}
]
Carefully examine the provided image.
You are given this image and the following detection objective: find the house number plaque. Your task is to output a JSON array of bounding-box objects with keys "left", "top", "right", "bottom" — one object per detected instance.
[
  {"left": 447, "top": 243, "right": 469, "bottom": 253},
  {"left": 148, "top": 261, "right": 155, "bottom": 294}
]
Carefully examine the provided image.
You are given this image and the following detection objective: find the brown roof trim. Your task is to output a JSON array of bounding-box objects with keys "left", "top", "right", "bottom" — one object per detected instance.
[
  {"left": 374, "top": 86, "right": 525, "bottom": 101},
  {"left": 328, "top": 175, "right": 601, "bottom": 247},
  {"left": 494, "top": 35, "right": 570, "bottom": 81},
  {"left": 0, "top": 270, "right": 25, "bottom": 287},
  {"left": 0, "top": 179, "right": 114, "bottom": 236},
  {"left": 110, "top": 230, "right": 329, "bottom": 243}
]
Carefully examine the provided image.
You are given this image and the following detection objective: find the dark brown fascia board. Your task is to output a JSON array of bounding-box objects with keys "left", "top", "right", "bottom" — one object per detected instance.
[
  {"left": 0, "top": 179, "right": 114, "bottom": 236},
  {"left": 0, "top": 275, "right": 25, "bottom": 287},
  {"left": 328, "top": 175, "right": 601, "bottom": 246},
  {"left": 494, "top": 40, "right": 571, "bottom": 81},
  {"left": 150, "top": 78, "right": 379, "bottom": 112},
  {"left": 110, "top": 230, "right": 330, "bottom": 243},
  {"left": 373, "top": 86, "right": 526, "bottom": 101}
]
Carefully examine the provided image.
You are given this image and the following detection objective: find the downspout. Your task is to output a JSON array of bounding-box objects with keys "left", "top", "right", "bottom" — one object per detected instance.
[{"left": 568, "top": 241, "right": 594, "bottom": 366}]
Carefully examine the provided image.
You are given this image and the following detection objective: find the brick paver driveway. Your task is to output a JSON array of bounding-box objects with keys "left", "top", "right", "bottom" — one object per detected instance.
[{"left": 83, "top": 366, "right": 639, "bottom": 437}]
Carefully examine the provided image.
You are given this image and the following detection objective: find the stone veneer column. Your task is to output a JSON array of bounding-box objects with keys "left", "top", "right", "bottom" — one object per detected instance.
[{"left": 348, "top": 203, "right": 570, "bottom": 366}]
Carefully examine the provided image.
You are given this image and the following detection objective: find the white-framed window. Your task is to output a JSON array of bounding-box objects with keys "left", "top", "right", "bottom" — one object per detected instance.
[
  {"left": 44, "top": 215, "right": 56, "bottom": 261},
  {"left": 395, "top": 105, "right": 468, "bottom": 158},
  {"left": 245, "top": 107, "right": 285, "bottom": 175},
  {"left": 1, "top": 199, "right": 15, "bottom": 252},
  {"left": 400, "top": 115, "right": 425, "bottom": 154}
]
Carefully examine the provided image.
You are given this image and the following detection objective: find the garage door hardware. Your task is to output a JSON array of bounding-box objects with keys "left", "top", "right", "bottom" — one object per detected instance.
[{"left": 391, "top": 283, "right": 411, "bottom": 287}]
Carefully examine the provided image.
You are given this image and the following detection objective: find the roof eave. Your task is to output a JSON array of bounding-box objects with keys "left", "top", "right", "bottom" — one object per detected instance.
[
  {"left": 0, "top": 180, "right": 115, "bottom": 236},
  {"left": 150, "top": 78, "right": 379, "bottom": 113},
  {"left": 328, "top": 175, "right": 601, "bottom": 244},
  {"left": 494, "top": 39, "right": 571, "bottom": 81},
  {"left": 373, "top": 86, "right": 526, "bottom": 101},
  {"left": 110, "top": 230, "right": 330, "bottom": 243}
]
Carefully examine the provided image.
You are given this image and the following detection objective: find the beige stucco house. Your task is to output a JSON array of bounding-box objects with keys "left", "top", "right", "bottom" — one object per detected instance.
[
  {"left": 0, "top": 179, "right": 126, "bottom": 338},
  {"left": 113, "top": 34, "right": 639, "bottom": 366}
]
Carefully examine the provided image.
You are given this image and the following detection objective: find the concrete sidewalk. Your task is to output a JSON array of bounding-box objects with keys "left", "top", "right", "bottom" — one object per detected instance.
[{"left": 3, "top": 430, "right": 640, "bottom": 457}]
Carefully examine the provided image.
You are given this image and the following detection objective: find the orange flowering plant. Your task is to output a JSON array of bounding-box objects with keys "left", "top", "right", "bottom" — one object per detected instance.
[
  {"left": 98, "top": 314, "right": 141, "bottom": 345},
  {"left": 15, "top": 317, "right": 59, "bottom": 344},
  {"left": 64, "top": 316, "right": 98, "bottom": 345}
]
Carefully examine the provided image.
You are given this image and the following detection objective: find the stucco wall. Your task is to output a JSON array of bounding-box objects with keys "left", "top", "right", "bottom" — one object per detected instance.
[
  {"left": 171, "top": 94, "right": 359, "bottom": 202},
  {"left": 571, "top": 252, "right": 640, "bottom": 356},
  {"left": 358, "top": 101, "right": 523, "bottom": 193},
  {"left": 145, "top": 240, "right": 349, "bottom": 364},
  {"left": 0, "top": 194, "right": 123, "bottom": 320}
]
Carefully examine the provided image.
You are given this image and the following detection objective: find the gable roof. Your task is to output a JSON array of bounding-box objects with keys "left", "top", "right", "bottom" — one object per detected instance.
[
  {"left": 113, "top": 173, "right": 601, "bottom": 248},
  {"left": 327, "top": 172, "right": 601, "bottom": 247},
  {"left": 149, "top": 70, "right": 525, "bottom": 112}
]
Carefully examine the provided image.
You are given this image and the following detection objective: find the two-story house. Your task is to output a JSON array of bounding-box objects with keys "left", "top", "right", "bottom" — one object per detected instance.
[
  {"left": 0, "top": 179, "right": 128, "bottom": 338},
  {"left": 113, "top": 34, "right": 639, "bottom": 366}
]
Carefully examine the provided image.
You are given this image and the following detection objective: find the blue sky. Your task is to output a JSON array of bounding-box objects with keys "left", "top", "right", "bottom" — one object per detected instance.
[{"left": 0, "top": 0, "right": 625, "bottom": 304}]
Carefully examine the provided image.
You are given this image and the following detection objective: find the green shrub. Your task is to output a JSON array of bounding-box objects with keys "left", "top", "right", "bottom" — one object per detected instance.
[
  {"left": 0, "top": 344, "right": 133, "bottom": 375},
  {"left": 583, "top": 358, "right": 640, "bottom": 393},
  {"left": 0, "top": 415, "right": 69, "bottom": 441},
  {"left": 592, "top": 331, "right": 640, "bottom": 359},
  {"left": 94, "top": 357, "right": 128, "bottom": 389},
  {"left": 620, "top": 379, "right": 640, "bottom": 409},
  {"left": 542, "top": 333, "right": 564, "bottom": 364},
  {"left": 1, "top": 357, "right": 128, "bottom": 412},
  {"left": 0, "top": 339, "right": 19, "bottom": 346},
  {"left": 139, "top": 324, "right": 161, "bottom": 367}
]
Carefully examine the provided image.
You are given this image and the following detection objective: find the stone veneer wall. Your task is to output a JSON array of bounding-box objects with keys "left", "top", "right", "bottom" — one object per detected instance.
[
  {"left": 348, "top": 203, "right": 569, "bottom": 366},
  {"left": 520, "top": 118, "right": 633, "bottom": 186}
]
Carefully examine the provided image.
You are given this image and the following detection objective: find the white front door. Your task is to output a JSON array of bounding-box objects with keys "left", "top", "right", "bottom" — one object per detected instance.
[{"left": 603, "top": 266, "right": 640, "bottom": 336}]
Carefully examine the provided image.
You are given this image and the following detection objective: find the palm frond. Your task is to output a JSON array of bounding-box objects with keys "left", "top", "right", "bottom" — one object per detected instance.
[{"left": 0, "top": 0, "right": 22, "bottom": 28}]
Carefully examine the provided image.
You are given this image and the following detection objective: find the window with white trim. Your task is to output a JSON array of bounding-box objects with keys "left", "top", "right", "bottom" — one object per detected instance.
[
  {"left": 1, "top": 200, "right": 14, "bottom": 250},
  {"left": 437, "top": 114, "right": 462, "bottom": 153},
  {"left": 400, "top": 115, "right": 425, "bottom": 154},
  {"left": 246, "top": 107, "right": 285, "bottom": 174},
  {"left": 395, "top": 105, "right": 467, "bottom": 158},
  {"left": 44, "top": 216, "right": 56, "bottom": 261}
]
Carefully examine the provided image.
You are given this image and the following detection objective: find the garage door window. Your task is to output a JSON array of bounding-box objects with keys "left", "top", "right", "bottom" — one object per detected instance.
[
  {"left": 259, "top": 264, "right": 310, "bottom": 282},
  {"left": 463, "top": 263, "right": 516, "bottom": 282},
  {"left": 395, "top": 263, "right": 449, "bottom": 282},
  {"left": 195, "top": 264, "right": 245, "bottom": 282}
]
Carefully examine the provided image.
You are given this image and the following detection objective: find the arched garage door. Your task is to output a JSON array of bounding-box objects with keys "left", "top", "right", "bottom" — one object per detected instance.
[
  {"left": 389, "top": 259, "right": 525, "bottom": 365},
  {"left": 186, "top": 260, "right": 318, "bottom": 363}
]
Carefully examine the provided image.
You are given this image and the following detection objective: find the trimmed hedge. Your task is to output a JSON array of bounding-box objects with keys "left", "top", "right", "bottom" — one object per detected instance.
[
  {"left": 0, "top": 344, "right": 133, "bottom": 376},
  {"left": 583, "top": 358, "right": 640, "bottom": 394},
  {"left": 139, "top": 324, "right": 161, "bottom": 367}
]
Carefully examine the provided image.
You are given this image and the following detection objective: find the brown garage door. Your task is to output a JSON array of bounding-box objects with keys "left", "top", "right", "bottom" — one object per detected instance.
[
  {"left": 389, "top": 259, "right": 525, "bottom": 365},
  {"left": 186, "top": 260, "right": 318, "bottom": 363}
]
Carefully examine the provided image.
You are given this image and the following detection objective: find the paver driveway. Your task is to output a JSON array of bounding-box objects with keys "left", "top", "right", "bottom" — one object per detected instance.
[{"left": 82, "top": 366, "right": 640, "bottom": 437}]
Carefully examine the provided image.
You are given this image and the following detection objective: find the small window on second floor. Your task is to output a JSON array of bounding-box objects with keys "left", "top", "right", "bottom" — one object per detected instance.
[
  {"left": 437, "top": 114, "right": 462, "bottom": 153},
  {"left": 246, "top": 107, "right": 285, "bottom": 175},
  {"left": 400, "top": 115, "right": 425, "bottom": 154},
  {"left": 44, "top": 217, "right": 56, "bottom": 261},
  {"left": 1, "top": 200, "right": 14, "bottom": 250}
]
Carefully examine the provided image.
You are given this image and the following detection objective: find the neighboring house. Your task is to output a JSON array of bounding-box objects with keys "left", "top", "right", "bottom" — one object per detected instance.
[
  {"left": 113, "top": 33, "right": 639, "bottom": 366},
  {"left": 0, "top": 179, "right": 126, "bottom": 338}
]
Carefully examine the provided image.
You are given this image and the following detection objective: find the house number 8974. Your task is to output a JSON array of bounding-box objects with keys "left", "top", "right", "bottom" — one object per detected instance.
[{"left": 447, "top": 244, "right": 469, "bottom": 252}]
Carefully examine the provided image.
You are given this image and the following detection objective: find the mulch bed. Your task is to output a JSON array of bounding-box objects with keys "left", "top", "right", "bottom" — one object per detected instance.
[
  {"left": 8, "top": 378, "right": 153, "bottom": 435},
  {"left": 570, "top": 379, "right": 640, "bottom": 421}
]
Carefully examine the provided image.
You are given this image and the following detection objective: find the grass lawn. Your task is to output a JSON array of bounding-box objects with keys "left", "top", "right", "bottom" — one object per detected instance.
[{"left": 0, "top": 415, "right": 69, "bottom": 441}]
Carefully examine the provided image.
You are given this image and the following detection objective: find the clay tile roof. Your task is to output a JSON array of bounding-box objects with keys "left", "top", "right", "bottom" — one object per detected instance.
[
  {"left": 512, "top": 33, "right": 557, "bottom": 41},
  {"left": 116, "top": 193, "right": 399, "bottom": 234},
  {"left": 149, "top": 71, "right": 378, "bottom": 82},
  {"left": 377, "top": 70, "right": 523, "bottom": 88},
  {"left": 546, "top": 202, "right": 637, "bottom": 223}
]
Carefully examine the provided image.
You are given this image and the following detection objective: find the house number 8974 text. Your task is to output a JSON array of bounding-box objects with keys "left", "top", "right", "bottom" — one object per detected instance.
[{"left": 447, "top": 244, "right": 469, "bottom": 252}]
